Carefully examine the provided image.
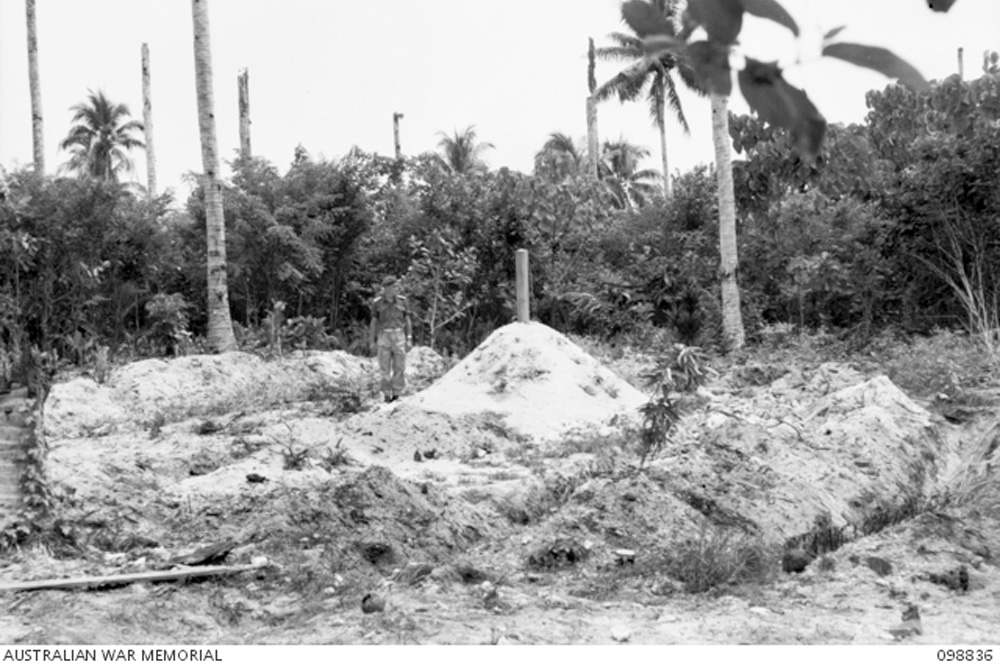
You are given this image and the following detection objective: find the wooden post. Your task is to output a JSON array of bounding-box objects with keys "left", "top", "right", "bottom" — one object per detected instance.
[
  {"left": 393, "top": 112, "right": 403, "bottom": 161},
  {"left": 958, "top": 47, "right": 964, "bottom": 79},
  {"left": 516, "top": 249, "right": 529, "bottom": 323},
  {"left": 142, "top": 43, "right": 157, "bottom": 196},
  {"left": 238, "top": 68, "right": 251, "bottom": 158}
]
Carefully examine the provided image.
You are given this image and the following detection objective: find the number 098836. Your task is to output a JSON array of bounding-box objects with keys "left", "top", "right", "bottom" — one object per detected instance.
[{"left": 937, "top": 649, "right": 993, "bottom": 662}]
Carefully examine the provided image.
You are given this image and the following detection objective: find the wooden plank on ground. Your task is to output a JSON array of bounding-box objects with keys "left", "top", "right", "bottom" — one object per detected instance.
[{"left": 0, "top": 563, "right": 263, "bottom": 593}]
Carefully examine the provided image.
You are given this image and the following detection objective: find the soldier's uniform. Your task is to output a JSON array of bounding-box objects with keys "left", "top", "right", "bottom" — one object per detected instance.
[{"left": 371, "top": 288, "right": 410, "bottom": 401}]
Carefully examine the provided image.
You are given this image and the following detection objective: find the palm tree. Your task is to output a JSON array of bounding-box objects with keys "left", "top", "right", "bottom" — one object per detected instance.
[
  {"left": 192, "top": 0, "right": 236, "bottom": 352},
  {"left": 58, "top": 90, "right": 145, "bottom": 182},
  {"left": 436, "top": 126, "right": 494, "bottom": 174},
  {"left": 26, "top": 0, "right": 44, "bottom": 175},
  {"left": 600, "top": 137, "right": 660, "bottom": 210},
  {"left": 534, "top": 132, "right": 585, "bottom": 181},
  {"left": 594, "top": 0, "right": 702, "bottom": 200}
]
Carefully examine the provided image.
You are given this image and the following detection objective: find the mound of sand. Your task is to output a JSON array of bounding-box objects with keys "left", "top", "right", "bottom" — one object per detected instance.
[
  {"left": 44, "top": 348, "right": 446, "bottom": 439},
  {"left": 407, "top": 322, "right": 648, "bottom": 441}
]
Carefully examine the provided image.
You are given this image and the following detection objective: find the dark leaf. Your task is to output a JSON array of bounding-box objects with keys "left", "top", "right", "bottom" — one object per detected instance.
[
  {"left": 687, "top": 0, "right": 744, "bottom": 45},
  {"left": 621, "top": 0, "right": 674, "bottom": 38},
  {"left": 687, "top": 40, "right": 732, "bottom": 96},
  {"left": 738, "top": 58, "right": 827, "bottom": 156},
  {"left": 822, "top": 42, "right": 930, "bottom": 91},
  {"left": 739, "top": 0, "right": 799, "bottom": 36},
  {"left": 822, "top": 25, "right": 847, "bottom": 41},
  {"left": 926, "top": 0, "right": 957, "bottom": 12}
]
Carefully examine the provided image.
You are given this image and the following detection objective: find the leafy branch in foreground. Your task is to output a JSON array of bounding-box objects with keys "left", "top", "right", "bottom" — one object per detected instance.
[
  {"left": 619, "top": 0, "right": 940, "bottom": 158},
  {"left": 637, "top": 344, "right": 714, "bottom": 469}
]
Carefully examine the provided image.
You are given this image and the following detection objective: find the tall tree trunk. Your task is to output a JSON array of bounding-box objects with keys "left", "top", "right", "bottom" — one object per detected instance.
[
  {"left": 659, "top": 118, "right": 672, "bottom": 200},
  {"left": 586, "top": 38, "right": 599, "bottom": 181},
  {"left": 192, "top": 0, "right": 236, "bottom": 353},
  {"left": 586, "top": 96, "right": 599, "bottom": 181},
  {"left": 25, "top": 0, "right": 44, "bottom": 175},
  {"left": 711, "top": 93, "right": 745, "bottom": 350},
  {"left": 142, "top": 43, "right": 157, "bottom": 196},
  {"left": 237, "top": 68, "right": 251, "bottom": 158}
]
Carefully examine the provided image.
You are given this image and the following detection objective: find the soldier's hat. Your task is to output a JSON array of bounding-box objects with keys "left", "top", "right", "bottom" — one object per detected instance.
[{"left": 381, "top": 275, "right": 399, "bottom": 288}]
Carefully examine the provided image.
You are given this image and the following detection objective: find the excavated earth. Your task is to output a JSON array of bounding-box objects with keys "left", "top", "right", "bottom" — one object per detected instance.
[{"left": 0, "top": 322, "right": 998, "bottom": 645}]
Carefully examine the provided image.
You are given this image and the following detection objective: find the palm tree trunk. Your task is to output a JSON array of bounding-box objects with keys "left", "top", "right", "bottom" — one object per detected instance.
[
  {"left": 711, "top": 93, "right": 745, "bottom": 350},
  {"left": 586, "top": 96, "right": 599, "bottom": 180},
  {"left": 25, "top": 0, "right": 44, "bottom": 175},
  {"left": 238, "top": 68, "right": 251, "bottom": 158},
  {"left": 659, "top": 119, "right": 671, "bottom": 200},
  {"left": 142, "top": 43, "right": 157, "bottom": 196},
  {"left": 192, "top": 0, "right": 236, "bottom": 353}
]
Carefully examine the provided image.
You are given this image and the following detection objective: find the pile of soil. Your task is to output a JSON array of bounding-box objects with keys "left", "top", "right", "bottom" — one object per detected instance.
[{"left": 408, "top": 322, "right": 648, "bottom": 441}]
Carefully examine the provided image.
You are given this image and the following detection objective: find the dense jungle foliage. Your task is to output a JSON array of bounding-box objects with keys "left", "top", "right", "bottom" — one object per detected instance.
[{"left": 1, "top": 69, "right": 999, "bottom": 373}]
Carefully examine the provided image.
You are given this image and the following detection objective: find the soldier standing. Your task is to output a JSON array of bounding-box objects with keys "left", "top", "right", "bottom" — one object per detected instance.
[{"left": 369, "top": 276, "right": 413, "bottom": 403}]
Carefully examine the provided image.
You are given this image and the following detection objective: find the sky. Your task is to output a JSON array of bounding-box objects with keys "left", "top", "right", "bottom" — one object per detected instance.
[{"left": 1, "top": 0, "right": 999, "bottom": 202}]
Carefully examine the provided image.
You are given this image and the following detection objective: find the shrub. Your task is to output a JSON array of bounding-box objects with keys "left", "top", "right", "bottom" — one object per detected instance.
[{"left": 144, "top": 293, "right": 192, "bottom": 356}]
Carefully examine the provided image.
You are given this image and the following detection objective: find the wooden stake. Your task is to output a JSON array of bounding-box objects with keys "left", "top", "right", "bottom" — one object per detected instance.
[
  {"left": 516, "top": 249, "right": 529, "bottom": 323},
  {"left": 958, "top": 47, "right": 964, "bottom": 79}
]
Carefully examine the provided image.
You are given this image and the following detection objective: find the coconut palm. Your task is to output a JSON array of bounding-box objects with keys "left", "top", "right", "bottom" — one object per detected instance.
[
  {"left": 533, "top": 132, "right": 585, "bottom": 181},
  {"left": 594, "top": 0, "right": 703, "bottom": 199},
  {"left": 192, "top": 0, "right": 236, "bottom": 352},
  {"left": 436, "top": 126, "right": 494, "bottom": 174},
  {"left": 600, "top": 138, "right": 660, "bottom": 210},
  {"left": 58, "top": 90, "right": 144, "bottom": 182}
]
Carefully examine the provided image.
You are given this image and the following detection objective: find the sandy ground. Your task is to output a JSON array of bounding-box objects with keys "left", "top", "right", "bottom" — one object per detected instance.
[{"left": 1, "top": 323, "right": 998, "bottom": 645}]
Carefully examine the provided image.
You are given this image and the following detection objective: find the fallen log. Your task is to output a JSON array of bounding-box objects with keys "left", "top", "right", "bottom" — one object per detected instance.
[{"left": 0, "top": 562, "right": 263, "bottom": 593}]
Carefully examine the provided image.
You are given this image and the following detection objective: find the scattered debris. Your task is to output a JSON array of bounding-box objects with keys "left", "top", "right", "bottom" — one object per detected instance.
[
  {"left": 168, "top": 540, "right": 238, "bottom": 567},
  {"left": 888, "top": 604, "right": 922, "bottom": 639},
  {"left": 928, "top": 565, "right": 970, "bottom": 593},
  {"left": 0, "top": 564, "right": 264, "bottom": 593},
  {"left": 614, "top": 549, "right": 636, "bottom": 566}
]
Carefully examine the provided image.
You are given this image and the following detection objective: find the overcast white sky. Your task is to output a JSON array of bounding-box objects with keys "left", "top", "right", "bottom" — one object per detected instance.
[{"left": 1, "top": 0, "right": 998, "bottom": 200}]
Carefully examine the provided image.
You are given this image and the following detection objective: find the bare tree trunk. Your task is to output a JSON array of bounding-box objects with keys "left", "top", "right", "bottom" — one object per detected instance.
[
  {"left": 711, "top": 93, "right": 745, "bottom": 350},
  {"left": 238, "top": 68, "right": 251, "bottom": 158},
  {"left": 25, "top": 0, "right": 44, "bottom": 175},
  {"left": 586, "top": 96, "right": 599, "bottom": 180},
  {"left": 192, "top": 0, "right": 236, "bottom": 353},
  {"left": 142, "top": 43, "right": 157, "bottom": 196},
  {"left": 586, "top": 38, "right": 599, "bottom": 180}
]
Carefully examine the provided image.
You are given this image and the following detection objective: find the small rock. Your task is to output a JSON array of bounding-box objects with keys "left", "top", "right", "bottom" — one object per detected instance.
[
  {"left": 610, "top": 625, "right": 632, "bottom": 643},
  {"left": 866, "top": 556, "right": 893, "bottom": 577},
  {"left": 749, "top": 606, "right": 771, "bottom": 616},
  {"left": 361, "top": 593, "right": 385, "bottom": 614},
  {"left": 246, "top": 473, "right": 267, "bottom": 484},
  {"left": 250, "top": 556, "right": 269, "bottom": 568}
]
